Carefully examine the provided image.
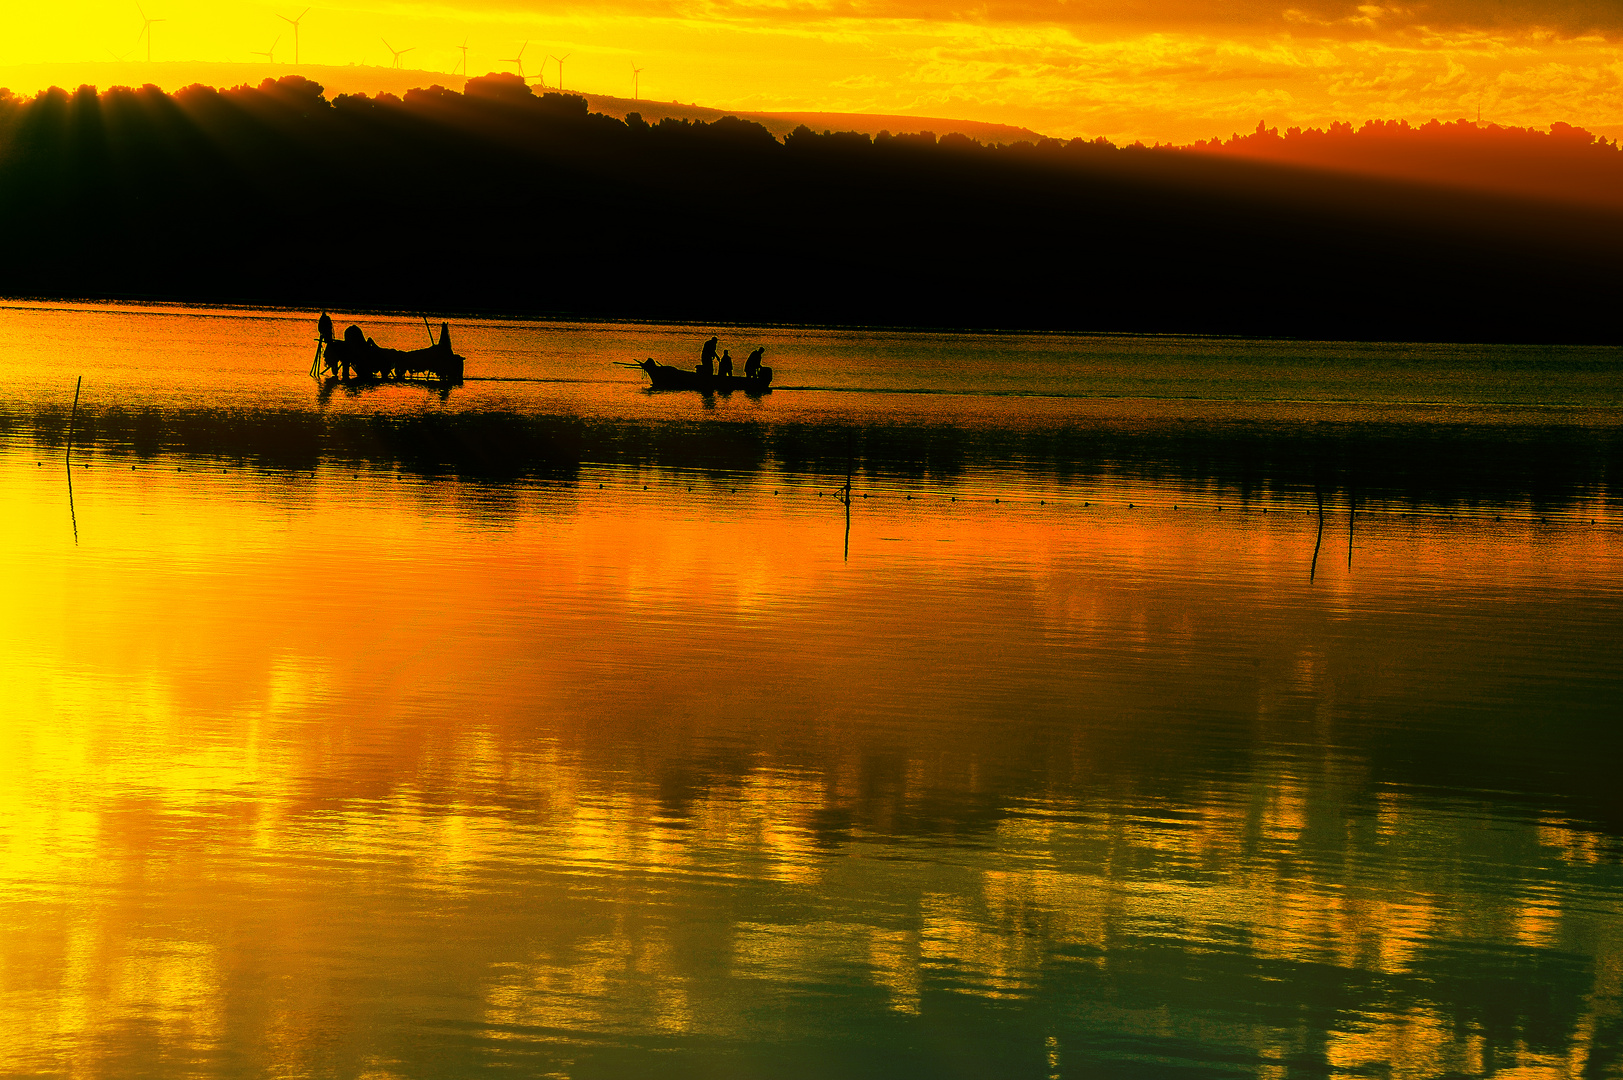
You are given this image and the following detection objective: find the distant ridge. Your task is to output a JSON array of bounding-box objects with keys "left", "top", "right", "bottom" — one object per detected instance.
[
  {"left": 580, "top": 95, "right": 1047, "bottom": 146},
  {"left": 3, "top": 72, "right": 1618, "bottom": 343},
  {"left": 0, "top": 61, "right": 1046, "bottom": 145}
]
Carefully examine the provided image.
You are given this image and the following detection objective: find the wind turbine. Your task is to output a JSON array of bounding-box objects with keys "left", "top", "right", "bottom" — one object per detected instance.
[
  {"left": 136, "top": 3, "right": 165, "bottom": 62},
  {"left": 550, "top": 53, "right": 570, "bottom": 91},
  {"left": 632, "top": 64, "right": 643, "bottom": 100},
  {"left": 455, "top": 36, "right": 468, "bottom": 75},
  {"left": 383, "top": 39, "right": 414, "bottom": 69},
  {"left": 279, "top": 8, "right": 309, "bottom": 65},
  {"left": 252, "top": 35, "right": 281, "bottom": 64},
  {"left": 503, "top": 41, "right": 528, "bottom": 78}
]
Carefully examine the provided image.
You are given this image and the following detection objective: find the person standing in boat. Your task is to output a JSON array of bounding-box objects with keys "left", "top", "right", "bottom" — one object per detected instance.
[
  {"left": 698, "top": 336, "right": 718, "bottom": 376},
  {"left": 718, "top": 349, "right": 734, "bottom": 377},
  {"left": 317, "top": 312, "right": 339, "bottom": 376},
  {"left": 744, "top": 347, "right": 764, "bottom": 379}
]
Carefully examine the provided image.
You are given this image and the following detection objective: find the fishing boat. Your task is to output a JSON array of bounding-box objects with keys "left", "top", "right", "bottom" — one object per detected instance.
[
  {"left": 628, "top": 358, "right": 773, "bottom": 392},
  {"left": 312, "top": 320, "right": 465, "bottom": 383}
]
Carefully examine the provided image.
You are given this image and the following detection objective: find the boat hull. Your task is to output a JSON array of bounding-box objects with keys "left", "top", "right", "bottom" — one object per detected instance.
[
  {"left": 642, "top": 363, "right": 772, "bottom": 393},
  {"left": 322, "top": 339, "right": 464, "bottom": 383}
]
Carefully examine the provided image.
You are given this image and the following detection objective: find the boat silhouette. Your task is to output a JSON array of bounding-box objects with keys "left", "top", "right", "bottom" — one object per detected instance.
[
  {"left": 314, "top": 320, "right": 465, "bottom": 384},
  {"left": 628, "top": 358, "right": 773, "bottom": 393}
]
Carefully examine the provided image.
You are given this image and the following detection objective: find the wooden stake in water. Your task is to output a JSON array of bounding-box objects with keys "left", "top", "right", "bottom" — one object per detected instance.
[
  {"left": 66, "top": 375, "right": 81, "bottom": 545},
  {"left": 1347, "top": 484, "right": 1355, "bottom": 570},
  {"left": 838, "top": 434, "right": 854, "bottom": 561},
  {"left": 1310, "top": 485, "right": 1325, "bottom": 582},
  {"left": 66, "top": 375, "right": 81, "bottom": 465}
]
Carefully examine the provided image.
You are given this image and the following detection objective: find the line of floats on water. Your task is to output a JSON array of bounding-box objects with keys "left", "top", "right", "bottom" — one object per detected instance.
[{"left": 308, "top": 317, "right": 773, "bottom": 394}]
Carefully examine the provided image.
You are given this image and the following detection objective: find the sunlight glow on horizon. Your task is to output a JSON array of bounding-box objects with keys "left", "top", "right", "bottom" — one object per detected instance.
[{"left": 4, "top": 1, "right": 1623, "bottom": 143}]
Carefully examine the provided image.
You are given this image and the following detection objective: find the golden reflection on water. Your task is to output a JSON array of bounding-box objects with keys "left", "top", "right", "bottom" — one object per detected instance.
[{"left": 3, "top": 443, "right": 1622, "bottom": 1077}]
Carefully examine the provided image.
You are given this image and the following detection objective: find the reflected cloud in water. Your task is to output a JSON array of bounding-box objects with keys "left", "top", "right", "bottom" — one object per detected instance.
[{"left": 1, "top": 306, "right": 1620, "bottom": 1077}]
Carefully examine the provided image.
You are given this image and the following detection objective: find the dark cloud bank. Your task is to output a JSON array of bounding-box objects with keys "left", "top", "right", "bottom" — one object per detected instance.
[{"left": 1, "top": 73, "right": 1620, "bottom": 343}]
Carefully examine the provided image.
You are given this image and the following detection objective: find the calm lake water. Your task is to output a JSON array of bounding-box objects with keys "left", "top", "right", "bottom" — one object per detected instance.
[{"left": 2, "top": 301, "right": 1621, "bottom": 1079}]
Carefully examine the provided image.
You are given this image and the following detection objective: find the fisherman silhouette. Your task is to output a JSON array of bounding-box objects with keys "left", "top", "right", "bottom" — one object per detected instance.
[
  {"left": 314, "top": 311, "right": 340, "bottom": 375},
  {"left": 744, "top": 347, "right": 764, "bottom": 379},
  {"left": 339, "top": 324, "right": 365, "bottom": 379},
  {"left": 718, "top": 349, "right": 733, "bottom": 377},
  {"left": 698, "top": 336, "right": 718, "bottom": 376}
]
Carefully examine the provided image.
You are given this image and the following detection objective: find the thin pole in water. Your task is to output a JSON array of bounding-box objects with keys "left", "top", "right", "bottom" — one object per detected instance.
[
  {"left": 422, "top": 314, "right": 436, "bottom": 347},
  {"left": 843, "top": 435, "right": 854, "bottom": 561},
  {"left": 1347, "top": 484, "right": 1355, "bottom": 570},
  {"left": 67, "top": 375, "right": 81, "bottom": 545},
  {"left": 67, "top": 463, "right": 78, "bottom": 545},
  {"left": 1310, "top": 485, "right": 1325, "bottom": 582},
  {"left": 66, "top": 375, "right": 81, "bottom": 466}
]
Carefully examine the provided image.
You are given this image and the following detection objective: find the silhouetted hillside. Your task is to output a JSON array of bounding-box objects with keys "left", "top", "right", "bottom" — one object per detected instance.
[
  {"left": 1, "top": 74, "right": 1619, "bottom": 342},
  {"left": 579, "top": 94, "right": 1045, "bottom": 145},
  {"left": 1189, "top": 119, "right": 1623, "bottom": 214},
  {"left": 0, "top": 63, "right": 1046, "bottom": 145}
]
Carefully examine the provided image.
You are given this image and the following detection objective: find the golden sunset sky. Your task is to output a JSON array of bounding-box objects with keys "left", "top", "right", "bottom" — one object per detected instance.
[{"left": 4, "top": 0, "right": 1622, "bottom": 144}]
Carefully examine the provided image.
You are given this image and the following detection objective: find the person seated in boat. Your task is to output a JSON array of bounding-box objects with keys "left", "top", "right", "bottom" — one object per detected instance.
[
  {"left": 640, "top": 359, "right": 658, "bottom": 375},
  {"left": 744, "top": 347, "right": 764, "bottom": 379},
  {"left": 718, "top": 350, "right": 734, "bottom": 377},
  {"left": 317, "top": 311, "right": 334, "bottom": 344},
  {"left": 338, "top": 324, "right": 366, "bottom": 378},
  {"left": 698, "top": 336, "right": 718, "bottom": 375}
]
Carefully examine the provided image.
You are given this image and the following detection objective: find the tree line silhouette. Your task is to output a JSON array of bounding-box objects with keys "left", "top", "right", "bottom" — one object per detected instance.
[
  {"left": 1187, "top": 118, "right": 1623, "bottom": 214},
  {"left": 1, "top": 73, "right": 1620, "bottom": 342}
]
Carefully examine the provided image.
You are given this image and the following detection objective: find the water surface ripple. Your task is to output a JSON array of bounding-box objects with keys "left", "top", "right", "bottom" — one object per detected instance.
[{"left": 1, "top": 303, "right": 1620, "bottom": 1079}]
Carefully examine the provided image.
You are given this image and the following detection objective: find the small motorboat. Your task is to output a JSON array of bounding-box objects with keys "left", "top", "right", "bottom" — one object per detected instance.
[{"left": 629, "top": 358, "right": 773, "bottom": 392}]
